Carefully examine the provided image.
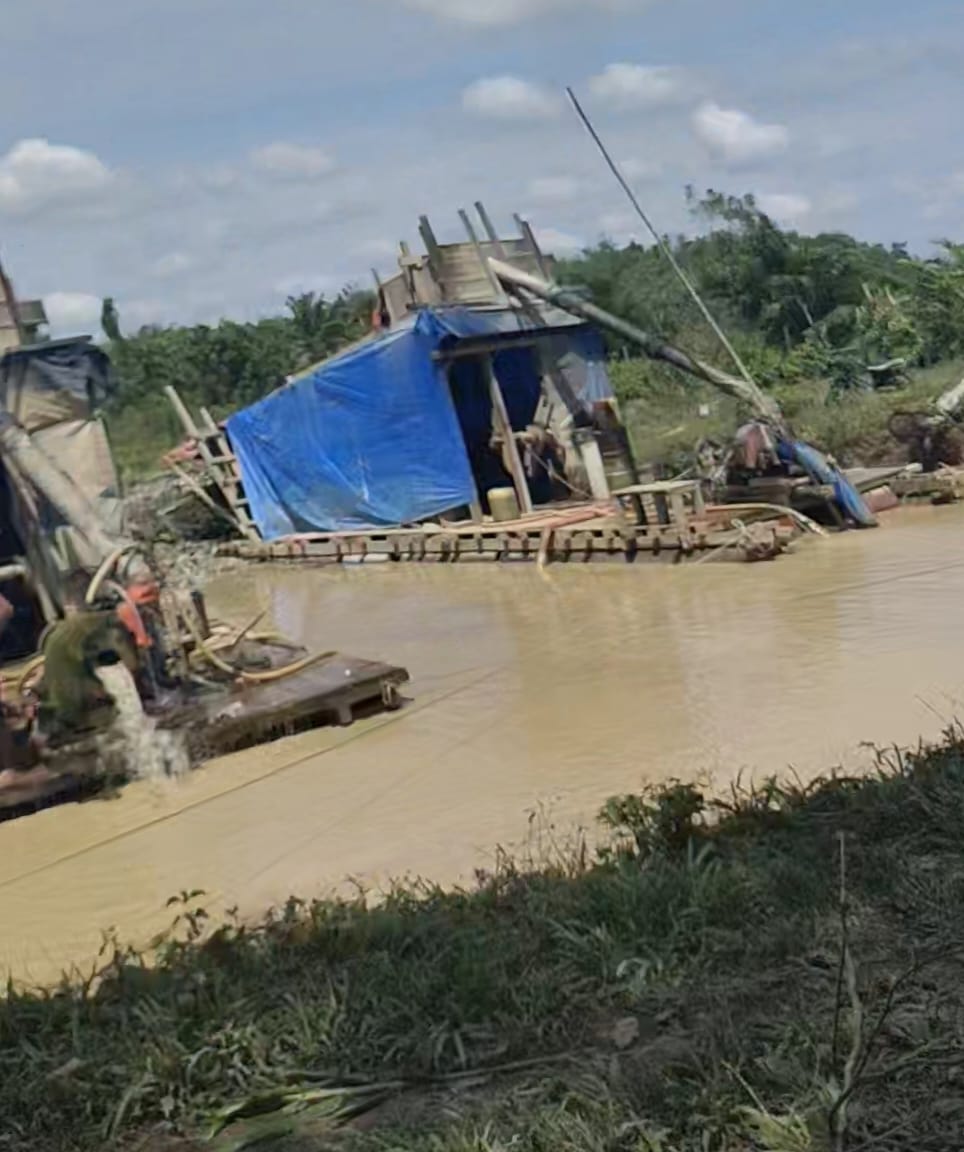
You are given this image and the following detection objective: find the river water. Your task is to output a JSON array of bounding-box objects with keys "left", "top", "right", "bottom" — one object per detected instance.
[{"left": 3, "top": 504, "right": 964, "bottom": 983}]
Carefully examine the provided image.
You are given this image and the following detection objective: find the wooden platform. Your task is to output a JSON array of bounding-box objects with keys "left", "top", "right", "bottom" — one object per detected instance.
[
  {"left": 0, "top": 654, "right": 410, "bottom": 821},
  {"left": 891, "top": 469, "right": 964, "bottom": 503},
  {"left": 178, "top": 655, "right": 409, "bottom": 760},
  {"left": 216, "top": 502, "right": 792, "bottom": 567}
]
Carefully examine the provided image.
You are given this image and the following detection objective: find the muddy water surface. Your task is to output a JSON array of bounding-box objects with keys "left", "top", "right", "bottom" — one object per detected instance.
[{"left": 4, "top": 505, "right": 964, "bottom": 982}]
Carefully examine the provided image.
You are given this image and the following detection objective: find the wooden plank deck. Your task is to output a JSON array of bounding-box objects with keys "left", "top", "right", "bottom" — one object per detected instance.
[
  {"left": 0, "top": 654, "right": 410, "bottom": 821},
  {"left": 216, "top": 502, "right": 782, "bottom": 567},
  {"left": 179, "top": 655, "right": 409, "bottom": 760}
]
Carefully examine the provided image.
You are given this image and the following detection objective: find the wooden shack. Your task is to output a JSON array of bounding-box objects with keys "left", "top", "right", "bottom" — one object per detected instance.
[{"left": 224, "top": 206, "right": 639, "bottom": 550}]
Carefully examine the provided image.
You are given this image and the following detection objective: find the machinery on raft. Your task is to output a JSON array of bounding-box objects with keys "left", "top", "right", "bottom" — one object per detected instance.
[
  {"left": 0, "top": 338, "right": 408, "bottom": 821},
  {"left": 0, "top": 541, "right": 409, "bottom": 819}
]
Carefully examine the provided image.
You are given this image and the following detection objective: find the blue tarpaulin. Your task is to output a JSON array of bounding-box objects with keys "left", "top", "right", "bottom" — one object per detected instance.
[{"left": 227, "top": 308, "right": 612, "bottom": 539}]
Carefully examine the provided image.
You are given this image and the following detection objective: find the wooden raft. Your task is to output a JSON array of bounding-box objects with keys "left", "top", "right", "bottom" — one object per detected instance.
[
  {"left": 177, "top": 655, "right": 409, "bottom": 761},
  {"left": 216, "top": 501, "right": 784, "bottom": 567},
  {"left": 0, "top": 655, "right": 410, "bottom": 821}
]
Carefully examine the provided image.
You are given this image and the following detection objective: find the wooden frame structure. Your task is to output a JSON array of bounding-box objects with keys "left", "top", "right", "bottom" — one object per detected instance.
[
  {"left": 206, "top": 208, "right": 649, "bottom": 557},
  {"left": 375, "top": 205, "right": 638, "bottom": 527},
  {"left": 378, "top": 203, "right": 557, "bottom": 325}
]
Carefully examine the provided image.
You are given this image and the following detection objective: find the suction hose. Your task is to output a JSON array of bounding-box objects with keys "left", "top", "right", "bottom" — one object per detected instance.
[{"left": 182, "top": 611, "right": 335, "bottom": 684}]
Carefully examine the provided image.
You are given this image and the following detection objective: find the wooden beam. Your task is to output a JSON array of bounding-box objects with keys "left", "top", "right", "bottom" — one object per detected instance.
[
  {"left": 164, "top": 384, "right": 202, "bottom": 440},
  {"left": 198, "top": 406, "right": 221, "bottom": 436},
  {"left": 418, "top": 215, "right": 448, "bottom": 302},
  {"left": 483, "top": 355, "right": 533, "bottom": 515},
  {"left": 0, "top": 254, "right": 24, "bottom": 346},
  {"left": 432, "top": 337, "right": 542, "bottom": 362},
  {"left": 458, "top": 208, "right": 505, "bottom": 302},
  {"left": 474, "top": 202, "right": 508, "bottom": 259},
  {"left": 398, "top": 241, "right": 418, "bottom": 308},
  {"left": 514, "top": 214, "right": 550, "bottom": 278}
]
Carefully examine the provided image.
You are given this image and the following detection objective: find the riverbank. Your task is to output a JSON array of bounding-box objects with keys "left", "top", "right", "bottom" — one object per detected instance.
[
  {"left": 614, "top": 358, "right": 964, "bottom": 473},
  {"left": 4, "top": 730, "right": 963, "bottom": 1151}
]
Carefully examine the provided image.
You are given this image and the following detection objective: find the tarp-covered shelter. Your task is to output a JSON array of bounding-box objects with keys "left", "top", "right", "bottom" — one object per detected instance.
[{"left": 227, "top": 306, "right": 615, "bottom": 540}]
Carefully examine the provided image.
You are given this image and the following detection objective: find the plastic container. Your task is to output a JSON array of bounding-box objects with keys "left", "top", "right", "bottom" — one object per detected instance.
[{"left": 488, "top": 487, "right": 520, "bottom": 523}]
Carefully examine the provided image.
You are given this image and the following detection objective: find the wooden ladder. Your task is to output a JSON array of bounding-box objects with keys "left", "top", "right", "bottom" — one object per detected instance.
[{"left": 164, "top": 386, "right": 261, "bottom": 541}]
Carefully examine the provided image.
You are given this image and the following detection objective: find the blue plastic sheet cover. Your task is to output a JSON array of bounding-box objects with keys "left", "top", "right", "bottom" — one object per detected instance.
[
  {"left": 777, "top": 438, "right": 877, "bottom": 528},
  {"left": 226, "top": 319, "right": 476, "bottom": 538},
  {"left": 558, "top": 329, "right": 614, "bottom": 408},
  {"left": 423, "top": 308, "right": 614, "bottom": 413}
]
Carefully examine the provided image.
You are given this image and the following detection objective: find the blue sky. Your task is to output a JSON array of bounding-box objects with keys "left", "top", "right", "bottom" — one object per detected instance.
[{"left": 2, "top": 0, "right": 962, "bottom": 335}]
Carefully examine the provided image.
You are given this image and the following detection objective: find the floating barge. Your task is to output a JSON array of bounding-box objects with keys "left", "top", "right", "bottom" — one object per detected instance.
[
  {"left": 217, "top": 490, "right": 798, "bottom": 567},
  {"left": 0, "top": 654, "right": 409, "bottom": 821}
]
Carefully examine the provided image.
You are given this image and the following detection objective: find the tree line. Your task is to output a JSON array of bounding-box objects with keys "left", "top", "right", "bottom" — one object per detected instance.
[
  {"left": 102, "top": 288, "right": 375, "bottom": 417},
  {"left": 100, "top": 189, "right": 964, "bottom": 445},
  {"left": 556, "top": 189, "right": 964, "bottom": 394}
]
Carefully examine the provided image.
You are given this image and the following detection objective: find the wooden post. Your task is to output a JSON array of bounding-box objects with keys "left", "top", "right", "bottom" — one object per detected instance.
[
  {"left": 459, "top": 208, "right": 505, "bottom": 302},
  {"left": 398, "top": 241, "right": 418, "bottom": 308},
  {"left": 0, "top": 255, "right": 25, "bottom": 346},
  {"left": 418, "top": 215, "right": 448, "bottom": 302},
  {"left": 474, "top": 202, "right": 507, "bottom": 258},
  {"left": 483, "top": 355, "right": 533, "bottom": 516},
  {"left": 573, "top": 429, "right": 611, "bottom": 501},
  {"left": 514, "top": 213, "right": 550, "bottom": 279},
  {"left": 198, "top": 406, "right": 221, "bottom": 437},
  {"left": 164, "top": 384, "right": 202, "bottom": 440}
]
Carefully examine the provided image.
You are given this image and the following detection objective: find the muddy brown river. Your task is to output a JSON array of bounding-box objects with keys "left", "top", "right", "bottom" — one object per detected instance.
[{"left": 3, "top": 504, "right": 964, "bottom": 983}]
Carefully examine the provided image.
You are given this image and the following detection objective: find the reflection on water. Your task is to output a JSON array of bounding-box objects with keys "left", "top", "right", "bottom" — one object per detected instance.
[{"left": 4, "top": 504, "right": 964, "bottom": 982}]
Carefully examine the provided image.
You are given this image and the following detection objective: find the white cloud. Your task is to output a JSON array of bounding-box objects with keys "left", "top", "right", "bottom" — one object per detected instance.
[
  {"left": 250, "top": 142, "right": 335, "bottom": 180},
  {"left": 692, "top": 102, "right": 789, "bottom": 166},
  {"left": 462, "top": 76, "right": 560, "bottom": 120},
  {"left": 0, "top": 138, "right": 113, "bottom": 215},
  {"left": 150, "top": 251, "right": 195, "bottom": 279},
  {"left": 119, "top": 298, "right": 167, "bottom": 333},
  {"left": 597, "top": 210, "right": 645, "bottom": 245},
  {"left": 356, "top": 237, "right": 399, "bottom": 262},
  {"left": 402, "top": 0, "right": 651, "bottom": 26},
  {"left": 619, "top": 157, "right": 663, "bottom": 182},
  {"left": 43, "top": 291, "right": 102, "bottom": 336},
  {"left": 526, "top": 176, "right": 581, "bottom": 202},
  {"left": 533, "top": 226, "right": 584, "bottom": 256},
  {"left": 589, "top": 63, "right": 693, "bottom": 110},
  {"left": 273, "top": 273, "right": 340, "bottom": 298},
  {"left": 756, "top": 192, "right": 812, "bottom": 225}
]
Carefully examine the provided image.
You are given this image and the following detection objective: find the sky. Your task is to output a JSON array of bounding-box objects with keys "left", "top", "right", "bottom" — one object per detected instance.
[{"left": 2, "top": 0, "right": 963, "bottom": 336}]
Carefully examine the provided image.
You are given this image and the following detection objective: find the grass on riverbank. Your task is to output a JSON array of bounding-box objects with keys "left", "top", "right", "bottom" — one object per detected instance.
[{"left": 3, "top": 735, "right": 964, "bottom": 1152}]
